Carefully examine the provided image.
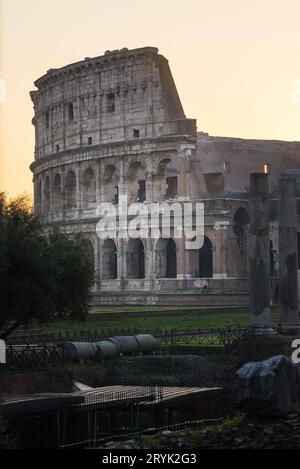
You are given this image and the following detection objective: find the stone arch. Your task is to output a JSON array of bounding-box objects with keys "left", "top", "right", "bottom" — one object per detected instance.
[
  {"left": 199, "top": 236, "right": 213, "bottom": 278},
  {"left": 102, "top": 238, "right": 117, "bottom": 279},
  {"left": 65, "top": 170, "right": 76, "bottom": 209},
  {"left": 155, "top": 157, "right": 178, "bottom": 200},
  {"left": 82, "top": 167, "right": 96, "bottom": 205},
  {"left": 44, "top": 176, "right": 50, "bottom": 214},
  {"left": 126, "top": 238, "right": 145, "bottom": 279},
  {"left": 155, "top": 238, "right": 177, "bottom": 278},
  {"left": 127, "top": 161, "right": 147, "bottom": 203},
  {"left": 233, "top": 207, "right": 250, "bottom": 258},
  {"left": 103, "top": 164, "right": 118, "bottom": 205},
  {"left": 53, "top": 173, "right": 61, "bottom": 211}
]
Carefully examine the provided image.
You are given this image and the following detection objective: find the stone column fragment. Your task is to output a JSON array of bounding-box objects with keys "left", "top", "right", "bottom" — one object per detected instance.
[
  {"left": 278, "top": 177, "right": 299, "bottom": 333},
  {"left": 248, "top": 173, "right": 274, "bottom": 334}
]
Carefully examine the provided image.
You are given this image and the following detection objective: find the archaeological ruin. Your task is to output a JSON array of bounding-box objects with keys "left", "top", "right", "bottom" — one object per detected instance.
[{"left": 29, "top": 46, "right": 300, "bottom": 306}]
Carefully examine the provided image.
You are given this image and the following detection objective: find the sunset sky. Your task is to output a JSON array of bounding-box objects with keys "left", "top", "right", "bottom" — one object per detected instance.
[{"left": 1, "top": 0, "right": 300, "bottom": 197}]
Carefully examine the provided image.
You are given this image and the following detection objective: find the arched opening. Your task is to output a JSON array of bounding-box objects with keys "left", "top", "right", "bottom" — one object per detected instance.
[
  {"left": 44, "top": 176, "right": 50, "bottom": 214},
  {"left": 127, "top": 162, "right": 146, "bottom": 203},
  {"left": 199, "top": 236, "right": 213, "bottom": 278},
  {"left": 166, "top": 239, "right": 177, "bottom": 278},
  {"left": 233, "top": 208, "right": 250, "bottom": 258},
  {"left": 155, "top": 238, "right": 177, "bottom": 278},
  {"left": 104, "top": 165, "right": 118, "bottom": 205},
  {"left": 102, "top": 239, "right": 117, "bottom": 279},
  {"left": 126, "top": 238, "right": 145, "bottom": 279},
  {"left": 82, "top": 167, "right": 96, "bottom": 205},
  {"left": 53, "top": 174, "right": 61, "bottom": 211},
  {"left": 156, "top": 158, "right": 178, "bottom": 200},
  {"left": 65, "top": 171, "right": 76, "bottom": 209}
]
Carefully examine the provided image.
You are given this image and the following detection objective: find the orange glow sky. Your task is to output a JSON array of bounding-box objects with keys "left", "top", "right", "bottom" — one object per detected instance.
[{"left": 1, "top": 0, "right": 300, "bottom": 197}]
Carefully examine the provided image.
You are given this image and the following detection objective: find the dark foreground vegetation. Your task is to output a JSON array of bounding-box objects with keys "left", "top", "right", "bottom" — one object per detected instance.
[
  {"left": 101, "top": 413, "right": 300, "bottom": 449},
  {"left": 0, "top": 192, "right": 94, "bottom": 339}
]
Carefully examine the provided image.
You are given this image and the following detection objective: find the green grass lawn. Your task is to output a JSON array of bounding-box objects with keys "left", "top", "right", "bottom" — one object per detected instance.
[
  {"left": 89, "top": 305, "right": 245, "bottom": 314},
  {"left": 38, "top": 308, "right": 279, "bottom": 336}
]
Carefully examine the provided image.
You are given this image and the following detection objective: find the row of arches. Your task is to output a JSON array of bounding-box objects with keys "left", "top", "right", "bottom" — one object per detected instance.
[
  {"left": 36, "top": 157, "right": 179, "bottom": 214},
  {"left": 37, "top": 168, "right": 96, "bottom": 213},
  {"left": 83, "top": 236, "right": 214, "bottom": 280}
]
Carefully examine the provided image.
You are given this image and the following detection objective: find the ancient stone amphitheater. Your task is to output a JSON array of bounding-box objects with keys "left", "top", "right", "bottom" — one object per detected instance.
[{"left": 30, "top": 47, "right": 300, "bottom": 305}]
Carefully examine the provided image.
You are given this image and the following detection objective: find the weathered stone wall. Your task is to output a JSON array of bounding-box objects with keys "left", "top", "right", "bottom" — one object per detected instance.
[{"left": 198, "top": 132, "right": 300, "bottom": 194}]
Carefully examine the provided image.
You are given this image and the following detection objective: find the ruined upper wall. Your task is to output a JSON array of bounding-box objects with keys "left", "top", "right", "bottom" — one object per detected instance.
[
  {"left": 30, "top": 47, "right": 195, "bottom": 160},
  {"left": 198, "top": 133, "right": 300, "bottom": 194}
]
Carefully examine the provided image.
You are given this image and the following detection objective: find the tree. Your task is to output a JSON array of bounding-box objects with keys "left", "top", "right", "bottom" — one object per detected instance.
[
  {"left": 0, "top": 193, "right": 94, "bottom": 339},
  {"left": 48, "top": 229, "right": 94, "bottom": 321}
]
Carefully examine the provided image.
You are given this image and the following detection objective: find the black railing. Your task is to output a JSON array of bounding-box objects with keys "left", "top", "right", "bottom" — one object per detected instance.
[
  {"left": 2, "top": 326, "right": 255, "bottom": 368},
  {"left": 5, "top": 343, "right": 65, "bottom": 367},
  {"left": 6, "top": 325, "right": 251, "bottom": 347}
]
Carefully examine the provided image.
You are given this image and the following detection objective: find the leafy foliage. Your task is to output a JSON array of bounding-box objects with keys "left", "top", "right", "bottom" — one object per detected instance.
[{"left": 0, "top": 193, "right": 94, "bottom": 338}]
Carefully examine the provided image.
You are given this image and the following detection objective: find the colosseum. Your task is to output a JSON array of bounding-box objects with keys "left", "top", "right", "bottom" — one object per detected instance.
[{"left": 30, "top": 46, "right": 300, "bottom": 306}]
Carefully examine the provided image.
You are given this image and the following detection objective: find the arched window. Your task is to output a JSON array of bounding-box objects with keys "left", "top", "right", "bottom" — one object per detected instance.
[
  {"left": 104, "top": 165, "right": 118, "bottom": 205},
  {"left": 102, "top": 239, "right": 117, "bottom": 279},
  {"left": 127, "top": 162, "right": 146, "bottom": 203},
  {"left": 126, "top": 238, "right": 145, "bottom": 279},
  {"left": 155, "top": 238, "right": 177, "bottom": 278},
  {"left": 44, "top": 176, "right": 50, "bottom": 214},
  {"left": 53, "top": 174, "right": 61, "bottom": 211},
  {"left": 199, "top": 236, "right": 213, "bottom": 278},
  {"left": 156, "top": 158, "right": 178, "bottom": 200},
  {"left": 82, "top": 168, "right": 96, "bottom": 205},
  {"left": 65, "top": 171, "right": 76, "bottom": 209}
]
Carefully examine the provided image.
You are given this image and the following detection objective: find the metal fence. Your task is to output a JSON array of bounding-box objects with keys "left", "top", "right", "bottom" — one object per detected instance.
[
  {"left": 155, "top": 326, "right": 250, "bottom": 346},
  {"left": 6, "top": 325, "right": 251, "bottom": 347},
  {"left": 5, "top": 343, "right": 65, "bottom": 367},
  {"left": 2, "top": 325, "right": 253, "bottom": 368}
]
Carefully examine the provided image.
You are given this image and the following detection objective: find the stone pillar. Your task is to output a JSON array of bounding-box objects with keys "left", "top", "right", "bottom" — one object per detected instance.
[
  {"left": 95, "top": 161, "right": 101, "bottom": 207},
  {"left": 176, "top": 236, "right": 191, "bottom": 279},
  {"left": 278, "top": 177, "right": 299, "bottom": 334},
  {"left": 145, "top": 170, "right": 153, "bottom": 203},
  {"left": 177, "top": 146, "right": 192, "bottom": 201},
  {"left": 213, "top": 221, "right": 229, "bottom": 278},
  {"left": 75, "top": 164, "right": 81, "bottom": 211},
  {"left": 118, "top": 158, "right": 126, "bottom": 198},
  {"left": 145, "top": 238, "right": 154, "bottom": 279},
  {"left": 248, "top": 173, "right": 274, "bottom": 335}
]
